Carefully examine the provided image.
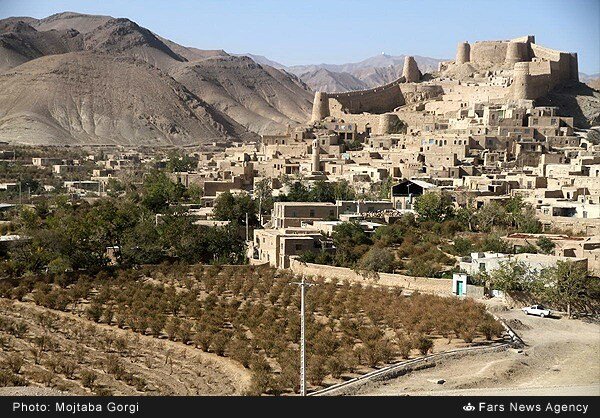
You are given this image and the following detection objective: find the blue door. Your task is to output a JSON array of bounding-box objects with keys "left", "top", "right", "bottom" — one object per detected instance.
[{"left": 457, "top": 281, "right": 464, "bottom": 296}]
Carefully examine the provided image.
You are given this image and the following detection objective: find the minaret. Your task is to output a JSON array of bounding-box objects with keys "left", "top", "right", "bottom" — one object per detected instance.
[{"left": 311, "top": 139, "right": 320, "bottom": 172}]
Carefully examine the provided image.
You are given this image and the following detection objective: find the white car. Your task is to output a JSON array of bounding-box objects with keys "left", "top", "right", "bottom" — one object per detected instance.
[{"left": 522, "top": 304, "right": 551, "bottom": 318}]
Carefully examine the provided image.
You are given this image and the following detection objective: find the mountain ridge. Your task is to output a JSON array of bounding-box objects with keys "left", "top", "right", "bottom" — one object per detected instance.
[{"left": 0, "top": 12, "right": 313, "bottom": 145}]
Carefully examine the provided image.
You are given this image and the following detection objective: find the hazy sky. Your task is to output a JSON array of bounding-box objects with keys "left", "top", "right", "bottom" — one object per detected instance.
[{"left": 1, "top": 0, "right": 599, "bottom": 73}]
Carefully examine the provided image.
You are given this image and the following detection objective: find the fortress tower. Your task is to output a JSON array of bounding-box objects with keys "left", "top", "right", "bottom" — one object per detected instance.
[
  {"left": 512, "top": 62, "right": 532, "bottom": 100},
  {"left": 456, "top": 41, "right": 470, "bottom": 64},
  {"left": 402, "top": 56, "right": 420, "bottom": 83},
  {"left": 311, "top": 139, "right": 320, "bottom": 172},
  {"left": 378, "top": 113, "right": 399, "bottom": 135},
  {"left": 310, "top": 91, "right": 330, "bottom": 122},
  {"left": 505, "top": 41, "right": 528, "bottom": 65}
]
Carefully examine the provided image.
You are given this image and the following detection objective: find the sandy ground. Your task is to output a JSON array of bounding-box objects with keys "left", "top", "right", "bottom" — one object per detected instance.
[{"left": 359, "top": 309, "right": 600, "bottom": 396}]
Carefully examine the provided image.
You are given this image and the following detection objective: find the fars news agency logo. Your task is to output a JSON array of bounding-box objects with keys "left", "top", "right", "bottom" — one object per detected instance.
[{"left": 463, "top": 403, "right": 476, "bottom": 412}]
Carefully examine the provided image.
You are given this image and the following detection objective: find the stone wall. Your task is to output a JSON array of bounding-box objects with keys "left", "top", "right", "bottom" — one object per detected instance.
[{"left": 288, "top": 258, "right": 453, "bottom": 295}]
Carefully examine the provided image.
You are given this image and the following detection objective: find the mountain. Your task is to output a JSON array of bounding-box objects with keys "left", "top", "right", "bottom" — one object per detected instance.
[
  {"left": 294, "top": 68, "right": 368, "bottom": 92},
  {"left": 233, "top": 53, "right": 286, "bottom": 69},
  {"left": 170, "top": 55, "right": 313, "bottom": 135},
  {"left": 579, "top": 72, "right": 600, "bottom": 91},
  {"left": 0, "top": 52, "right": 236, "bottom": 145},
  {"left": 0, "top": 12, "right": 312, "bottom": 145},
  {"left": 287, "top": 53, "right": 444, "bottom": 91},
  {"left": 579, "top": 72, "right": 600, "bottom": 82}
]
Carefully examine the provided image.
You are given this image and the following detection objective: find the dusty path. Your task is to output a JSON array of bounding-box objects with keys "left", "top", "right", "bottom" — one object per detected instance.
[{"left": 359, "top": 309, "right": 600, "bottom": 396}]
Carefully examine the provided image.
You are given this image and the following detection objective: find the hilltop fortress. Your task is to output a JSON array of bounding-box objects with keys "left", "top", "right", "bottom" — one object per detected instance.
[{"left": 310, "top": 36, "right": 580, "bottom": 135}]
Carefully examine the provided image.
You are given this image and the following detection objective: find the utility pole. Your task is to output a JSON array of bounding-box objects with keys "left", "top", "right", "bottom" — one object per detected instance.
[
  {"left": 258, "top": 195, "right": 262, "bottom": 227},
  {"left": 291, "top": 276, "right": 314, "bottom": 396}
]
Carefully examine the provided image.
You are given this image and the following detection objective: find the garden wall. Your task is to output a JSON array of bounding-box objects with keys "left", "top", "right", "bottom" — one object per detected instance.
[{"left": 288, "top": 258, "right": 453, "bottom": 296}]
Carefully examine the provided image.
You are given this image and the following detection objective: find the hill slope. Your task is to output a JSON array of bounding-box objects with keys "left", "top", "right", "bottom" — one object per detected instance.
[
  {"left": 0, "top": 52, "right": 236, "bottom": 145},
  {"left": 170, "top": 56, "right": 312, "bottom": 135},
  {"left": 0, "top": 12, "right": 311, "bottom": 145}
]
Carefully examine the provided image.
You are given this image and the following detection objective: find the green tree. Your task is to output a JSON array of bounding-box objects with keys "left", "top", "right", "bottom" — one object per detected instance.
[
  {"left": 357, "top": 247, "right": 396, "bottom": 274},
  {"left": 487, "top": 260, "right": 542, "bottom": 293},
  {"left": 331, "top": 222, "right": 371, "bottom": 267},
  {"left": 378, "top": 177, "right": 393, "bottom": 200},
  {"left": 255, "top": 178, "right": 274, "bottom": 218},
  {"left": 285, "top": 181, "right": 309, "bottom": 202},
  {"left": 308, "top": 180, "right": 335, "bottom": 203},
  {"left": 213, "top": 192, "right": 257, "bottom": 226},
  {"left": 452, "top": 237, "right": 473, "bottom": 256},
  {"left": 413, "top": 192, "right": 454, "bottom": 223},
  {"left": 166, "top": 151, "right": 197, "bottom": 172},
  {"left": 474, "top": 202, "right": 509, "bottom": 232},
  {"left": 542, "top": 261, "right": 598, "bottom": 317},
  {"left": 333, "top": 179, "right": 356, "bottom": 201},
  {"left": 536, "top": 237, "right": 556, "bottom": 255},
  {"left": 141, "top": 171, "right": 185, "bottom": 213}
]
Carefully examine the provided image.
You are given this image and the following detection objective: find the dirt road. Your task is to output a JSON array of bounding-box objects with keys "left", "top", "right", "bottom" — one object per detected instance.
[{"left": 359, "top": 309, "right": 600, "bottom": 396}]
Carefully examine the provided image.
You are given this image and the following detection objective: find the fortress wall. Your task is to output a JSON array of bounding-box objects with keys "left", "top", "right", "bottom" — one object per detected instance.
[
  {"left": 530, "top": 44, "right": 578, "bottom": 81},
  {"left": 400, "top": 84, "right": 445, "bottom": 104},
  {"left": 471, "top": 41, "right": 509, "bottom": 65},
  {"left": 435, "top": 84, "right": 509, "bottom": 105},
  {"left": 511, "top": 35, "right": 535, "bottom": 44},
  {"left": 328, "top": 79, "right": 405, "bottom": 114}
]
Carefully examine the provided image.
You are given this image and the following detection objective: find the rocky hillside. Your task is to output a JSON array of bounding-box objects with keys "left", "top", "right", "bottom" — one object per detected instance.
[
  {"left": 0, "top": 52, "right": 237, "bottom": 145},
  {"left": 0, "top": 12, "right": 312, "bottom": 145}
]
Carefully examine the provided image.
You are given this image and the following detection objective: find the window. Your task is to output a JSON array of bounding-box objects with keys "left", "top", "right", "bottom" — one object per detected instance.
[
  {"left": 295, "top": 244, "right": 302, "bottom": 251},
  {"left": 309, "top": 209, "right": 315, "bottom": 217}
]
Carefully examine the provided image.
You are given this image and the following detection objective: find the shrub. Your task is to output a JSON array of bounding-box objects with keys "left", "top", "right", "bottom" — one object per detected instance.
[
  {"left": 414, "top": 335, "right": 433, "bottom": 355},
  {"left": 86, "top": 302, "right": 103, "bottom": 323},
  {"left": 81, "top": 370, "right": 98, "bottom": 389},
  {"left": 307, "top": 355, "right": 328, "bottom": 386},
  {"left": 327, "top": 356, "right": 346, "bottom": 379},
  {"left": 211, "top": 332, "right": 229, "bottom": 356},
  {"left": 248, "top": 356, "right": 271, "bottom": 395},
  {"left": 357, "top": 247, "right": 396, "bottom": 274},
  {"left": 3, "top": 353, "right": 24, "bottom": 374},
  {"left": 396, "top": 335, "right": 413, "bottom": 359},
  {"left": 229, "top": 338, "right": 252, "bottom": 368}
]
